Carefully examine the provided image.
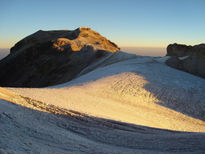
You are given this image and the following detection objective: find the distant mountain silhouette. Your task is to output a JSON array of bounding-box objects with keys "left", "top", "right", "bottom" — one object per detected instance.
[
  {"left": 0, "top": 49, "right": 9, "bottom": 60},
  {"left": 0, "top": 27, "right": 119, "bottom": 87}
]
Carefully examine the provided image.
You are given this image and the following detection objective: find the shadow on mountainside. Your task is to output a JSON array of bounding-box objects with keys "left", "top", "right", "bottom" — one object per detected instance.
[
  {"left": 1, "top": 96, "right": 205, "bottom": 153},
  {"left": 51, "top": 54, "right": 205, "bottom": 122},
  {"left": 141, "top": 62, "right": 205, "bottom": 122}
]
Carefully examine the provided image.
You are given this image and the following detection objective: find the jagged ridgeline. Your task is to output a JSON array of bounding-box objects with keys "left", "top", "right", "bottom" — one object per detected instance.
[{"left": 0, "top": 27, "right": 120, "bottom": 87}]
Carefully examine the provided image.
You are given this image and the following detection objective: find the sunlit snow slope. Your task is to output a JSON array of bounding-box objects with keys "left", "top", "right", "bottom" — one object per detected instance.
[{"left": 8, "top": 51, "right": 205, "bottom": 132}]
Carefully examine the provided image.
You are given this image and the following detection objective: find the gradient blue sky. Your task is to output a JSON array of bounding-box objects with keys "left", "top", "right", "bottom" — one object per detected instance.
[{"left": 0, "top": 0, "right": 205, "bottom": 48}]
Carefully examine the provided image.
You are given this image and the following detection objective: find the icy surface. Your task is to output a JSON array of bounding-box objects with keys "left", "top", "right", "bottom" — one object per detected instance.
[
  {"left": 1, "top": 98, "right": 205, "bottom": 153},
  {"left": 154, "top": 56, "right": 170, "bottom": 63},
  {"left": 1, "top": 52, "right": 205, "bottom": 153},
  {"left": 8, "top": 53, "right": 205, "bottom": 132}
]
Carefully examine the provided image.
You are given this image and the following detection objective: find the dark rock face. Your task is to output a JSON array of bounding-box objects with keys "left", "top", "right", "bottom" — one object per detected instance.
[
  {"left": 167, "top": 43, "right": 192, "bottom": 57},
  {"left": 166, "top": 43, "right": 205, "bottom": 78},
  {"left": 0, "top": 27, "right": 120, "bottom": 87}
]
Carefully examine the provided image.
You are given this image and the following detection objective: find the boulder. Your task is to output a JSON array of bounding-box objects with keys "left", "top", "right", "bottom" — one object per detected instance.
[
  {"left": 166, "top": 43, "right": 205, "bottom": 78},
  {"left": 0, "top": 27, "right": 120, "bottom": 87}
]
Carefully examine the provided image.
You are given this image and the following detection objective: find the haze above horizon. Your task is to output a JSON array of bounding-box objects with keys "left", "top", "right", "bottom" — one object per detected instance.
[{"left": 0, "top": 0, "right": 204, "bottom": 48}]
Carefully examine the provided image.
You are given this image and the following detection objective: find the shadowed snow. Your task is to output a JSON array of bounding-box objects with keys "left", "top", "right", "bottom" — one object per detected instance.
[{"left": 8, "top": 52, "right": 205, "bottom": 132}]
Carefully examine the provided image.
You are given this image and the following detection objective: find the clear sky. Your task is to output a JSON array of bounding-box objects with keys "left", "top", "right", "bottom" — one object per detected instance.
[{"left": 0, "top": 0, "right": 205, "bottom": 48}]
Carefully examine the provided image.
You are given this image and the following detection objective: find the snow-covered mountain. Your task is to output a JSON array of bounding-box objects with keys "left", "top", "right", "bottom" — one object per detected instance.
[
  {"left": 0, "top": 51, "right": 205, "bottom": 153},
  {"left": 0, "top": 28, "right": 205, "bottom": 153},
  {"left": 7, "top": 51, "right": 205, "bottom": 131}
]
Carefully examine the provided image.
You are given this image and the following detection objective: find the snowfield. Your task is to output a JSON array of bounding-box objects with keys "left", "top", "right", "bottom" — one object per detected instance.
[
  {"left": 1, "top": 51, "right": 205, "bottom": 153},
  {"left": 1, "top": 98, "right": 205, "bottom": 153}
]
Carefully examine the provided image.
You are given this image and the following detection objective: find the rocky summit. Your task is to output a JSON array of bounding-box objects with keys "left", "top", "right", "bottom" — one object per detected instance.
[
  {"left": 166, "top": 43, "right": 205, "bottom": 78},
  {"left": 0, "top": 27, "right": 120, "bottom": 87}
]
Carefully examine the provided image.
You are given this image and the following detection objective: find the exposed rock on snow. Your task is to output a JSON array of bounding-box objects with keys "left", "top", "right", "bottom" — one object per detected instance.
[
  {"left": 166, "top": 43, "right": 205, "bottom": 78},
  {"left": 0, "top": 27, "right": 119, "bottom": 87}
]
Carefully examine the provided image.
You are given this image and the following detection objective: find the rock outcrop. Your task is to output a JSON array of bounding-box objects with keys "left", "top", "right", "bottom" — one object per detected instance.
[
  {"left": 166, "top": 43, "right": 205, "bottom": 78},
  {"left": 0, "top": 27, "right": 120, "bottom": 87}
]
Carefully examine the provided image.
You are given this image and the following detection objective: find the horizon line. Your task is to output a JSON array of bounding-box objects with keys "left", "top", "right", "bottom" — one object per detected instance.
[
  {"left": 120, "top": 46, "right": 166, "bottom": 48},
  {"left": 0, "top": 46, "right": 166, "bottom": 50}
]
